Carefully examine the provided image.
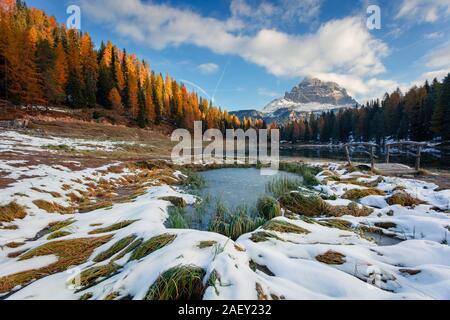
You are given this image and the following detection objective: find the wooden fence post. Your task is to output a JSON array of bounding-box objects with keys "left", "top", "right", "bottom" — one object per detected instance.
[
  {"left": 386, "top": 146, "right": 390, "bottom": 164},
  {"left": 415, "top": 146, "right": 422, "bottom": 171},
  {"left": 345, "top": 145, "right": 352, "bottom": 166},
  {"left": 370, "top": 147, "right": 375, "bottom": 171}
]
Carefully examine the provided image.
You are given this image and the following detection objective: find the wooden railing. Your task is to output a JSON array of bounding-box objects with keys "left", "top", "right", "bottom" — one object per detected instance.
[
  {"left": 283, "top": 141, "right": 429, "bottom": 172},
  {"left": 343, "top": 143, "right": 378, "bottom": 170},
  {"left": 385, "top": 141, "right": 428, "bottom": 171},
  {"left": 343, "top": 141, "right": 428, "bottom": 171}
]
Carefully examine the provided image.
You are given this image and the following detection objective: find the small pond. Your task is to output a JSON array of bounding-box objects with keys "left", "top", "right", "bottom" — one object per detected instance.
[
  {"left": 178, "top": 167, "right": 404, "bottom": 246},
  {"left": 182, "top": 168, "right": 302, "bottom": 231}
]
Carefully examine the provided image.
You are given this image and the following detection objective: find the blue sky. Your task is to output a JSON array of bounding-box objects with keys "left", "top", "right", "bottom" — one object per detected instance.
[{"left": 26, "top": 0, "right": 450, "bottom": 111}]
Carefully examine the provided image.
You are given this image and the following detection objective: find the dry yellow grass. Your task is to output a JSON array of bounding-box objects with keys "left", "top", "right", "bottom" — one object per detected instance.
[
  {"left": 338, "top": 177, "right": 383, "bottom": 188},
  {"left": 159, "top": 196, "right": 187, "bottom": 207},
  {"left": 256, "top": 283, "right": 268, "bottom": 300},
  {"left": 67, "top": 192, "right": 83, "bottom": 203},
  {"left": 316, "top": 251, "right": 346, "bottom": 265},
  {"left": 5, "top": 242, "right": 25, "bottom": 249},
  {"left": 279, "top": 193, "right": 331, "bottom": 217},
  {"left": 249, "top": 231, "right": 284, "bottom": 243},
  {"left": 88, "top": 220, "right": 138, "bottom": 235},
  {"left": 0, "top": 202, "right": 27, "bottom": 222},
  {"left": 328, "top": 202, "right": 373, "bottom": 217},
  {"left": 387, "top": 192, "right": 425, "bottom": 207},
  {"left": 262, "top": 220, "right": 310, "bottom": 234},
  {"left": 342, "top": 188, "right": 385, "bottom": 200},
  {"left": 47, "top": 231, "right": 72, "bottom": 240},
  {"left": 71, "top": 263, "right": 120, "bottom": 290},
  {"left": 30, "top": 187, "right": 62, "bottom": 198},
  {"left": 279, "top": 192, "right": 372, "bottom": 218},
  {"left": 0, "top": 235, "right": 111, "bottom": 294},
  {"left": 61, "top": 184, "right": 72, "bottom": 191},
  {"left": 32, "top": 199, "right": 74, "bottom": 214},
  {"left": 197, "top": 241, "right": 217, "bottom": 249},
  {"left": 78, "top": 201, "right": 113, "bottom": 213}
]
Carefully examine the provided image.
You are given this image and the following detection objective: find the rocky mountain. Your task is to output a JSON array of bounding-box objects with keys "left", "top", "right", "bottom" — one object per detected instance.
[
  {"left": 231, "top": 77, "right": 359, "bottom": 124},
  {"left": 230, "top": 109, "right": 264, "bottom": 121}
]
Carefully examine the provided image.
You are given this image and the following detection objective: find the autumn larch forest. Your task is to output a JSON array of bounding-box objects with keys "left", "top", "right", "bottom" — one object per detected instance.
[
  {"left": 0, "top": 0, "right": 449, "bottom": 143},
  {"left": 0, "top": 0, "right": 265, "bottom": 133}
]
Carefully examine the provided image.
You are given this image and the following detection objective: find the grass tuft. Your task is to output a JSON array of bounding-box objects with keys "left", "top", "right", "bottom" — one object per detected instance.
[
  {"left": 0, "top": 236, "right": 111, "bottom": 294},
  {"left": 145, "top": 265, "right": 206, "bottom": 300},
  {"left": 279, "top": 193, "right": 330, "bottom": 217},
  {"left": 47, "top": 231, "right": 72, "bottom": 240},
  {"left": 399, "top": 269, "right": 421, "bottom": 276},
  {"left": 250, "top": 260, "right": 275, "bottom": 276},
  {"left": 197, "top": 241, "right": 217, "bottom": 249},
  {"left": 342, "top": 188, "right": 385, "bottom": 200},
  {"left": 318, "top": 219, "right": 353, "bottom": 231},
  {"left": 79, "top": 292, "right": 93, "bottom": 300},
  {"left": 0, "top": 202, "right": 27, "bottom": 222},
  {"left": 159, "top": 196, "right": 187, "bottom": 208},
  {"left": 327, "top": 202, "right": 373, "bottom": 217},
  {"left": 262, "top": 220, "right": 310, "bottom": 234},
  {"left": 166, "top": 207, "right": 190, "bottom": 229},
  {"left": 180, "top": 169, "right": 206, "bottom": 189},
  {"left": 387, "top": 192, "right": 424, "bottom": 207},
  {"left": 72, "top": 263, "right": 120, "bottom": 290},
  {"left": 32, "top": 200, "right": 74, "bottom": 214},
  {"left": 30, "top": 187, "right": 62, "bottom": 198},
  {"left": 316, "top": 250, "right": 346, "bottom": 265},
  {"left": 256, "top": 196, "right": 281, "bottom": 220},
  {"left": 249, "top": 231, "right": 284, "bottom": 243},
  {"left": 88, "top": 220, "right": 138, "bottom": 235},
  {"left": 209, "top": 204, "right": 266, "bottom": 241},
  {"left": 206, "top": 269, "right": 222, "bottom": 295},
  {"left": 112, "top": 238, "right": 143, "bottom": 262},
  {"left": 129, "top": 234, "right": 176, "bottom": 261},
  {"left": 49, "top": 219, "right": 75, "bottom": 232},
  {"left": 93, "top": 235, "right": 137, "bottom": 262},
  {"left": 281, "top": 192, "right": 372, "bottom": 218},
  {"left": 278, "top": 163, "right": 321, "bottom": 186},
  {"left": 266, "top": 177, "right": 303, "bottom": 198},
  {"left": 78, "top": 201, "right": 113, "bottom": 213},
  {"left": 5, "top": 242, "right": 25, "bottom": 249},
  {"left": 374, "top": 222, "right": 397, "bottom": 229},
  {"left": 256, "top": 283, "right": 268, "bottom": 300}
]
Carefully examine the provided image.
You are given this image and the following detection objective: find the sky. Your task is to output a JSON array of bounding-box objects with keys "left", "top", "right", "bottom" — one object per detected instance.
[{"left": 25, "top": 0, "right": 450, "bottom": 111}]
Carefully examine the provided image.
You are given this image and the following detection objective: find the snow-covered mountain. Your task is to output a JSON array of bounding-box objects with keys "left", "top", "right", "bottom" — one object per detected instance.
[
  {"left": 263, "top": 77, "right": 358, "bottom": 115},
  {"left": 231, "top": 77, "right": 359, "bottom": 124}
]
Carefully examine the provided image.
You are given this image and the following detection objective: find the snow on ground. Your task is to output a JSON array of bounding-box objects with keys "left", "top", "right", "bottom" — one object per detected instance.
[
  {"left": 0, "top": 131, "right": 450, "bottom": 300},
  {"left": 0, "top": 130, "right": 142, "bottom": 154}
]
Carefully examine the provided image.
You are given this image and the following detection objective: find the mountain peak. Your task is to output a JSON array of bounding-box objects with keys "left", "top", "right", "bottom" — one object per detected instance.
[
  {"left": 300, "top": 76, "right": 323, "bottom": 85},
  {"left": 283, "top": 77, "right": 357, "bottom": 106},
  {"left": 260, "top": 77, "right": 359, "bottom": 120}
]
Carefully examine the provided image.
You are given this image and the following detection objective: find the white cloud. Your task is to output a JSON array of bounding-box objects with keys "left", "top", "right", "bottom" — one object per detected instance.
[
  {"left": 230, "top": 0, "right": 322, "bottom": 28},
  {"left": 406, "top": 43, "right": 450, "bottom": 88},
  {"left": 313, "top": 73, "right": 400, "bottom": 103},
  {"left": 424, "top": 32, "right": 444, "bottom": 39},
  {"left": 396, "top": 0, "right": 450, "bottom": 23},
  {"left": 257, "top": 88, "right": 282, "bottom": 98},
  {"left": 414, "top": 69, "right": 450, "bottom": 85},
  {"left": 197, "top": 63, "right": 219, "bottom": 75},
  {"left": 80, "top": 0, "right": 390, "bottom": 100},
  {"left": 425, "top": 42, "right": 450, "bottom": 69}
]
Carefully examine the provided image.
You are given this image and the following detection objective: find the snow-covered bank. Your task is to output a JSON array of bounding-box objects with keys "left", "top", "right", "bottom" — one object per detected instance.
[{"left": 1, "top": 131, "right": 450, "bottom": 300}]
